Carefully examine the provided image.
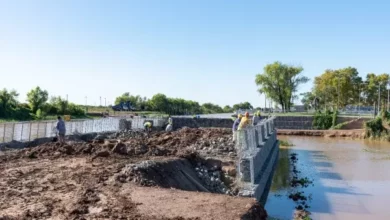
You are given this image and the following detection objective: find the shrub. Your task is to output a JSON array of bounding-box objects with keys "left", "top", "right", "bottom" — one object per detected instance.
[
  {"left": 10, "top": 105, "right": 32, "bottom": 121},
  {"left": 365, "top": 117, "right": 386, "bottom": 138},
  {"left": 312, "top": 111, "right": 333, "bottom": 129},
  {"left": 66, "top": 103, "right": 86, "bottom": 116}
]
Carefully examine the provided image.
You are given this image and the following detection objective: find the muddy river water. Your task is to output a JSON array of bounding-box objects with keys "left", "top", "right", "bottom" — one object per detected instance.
[{"left": 266, "top": 136, "right": 390, "bottom": 220}]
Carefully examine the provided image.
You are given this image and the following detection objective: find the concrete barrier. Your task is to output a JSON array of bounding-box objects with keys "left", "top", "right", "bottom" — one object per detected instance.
[
  {"left": 236, "top": 117, "right": 279, "bottom": 204},
  {"left": 171, "top": 115, "right": 365, "bottom": 130}
]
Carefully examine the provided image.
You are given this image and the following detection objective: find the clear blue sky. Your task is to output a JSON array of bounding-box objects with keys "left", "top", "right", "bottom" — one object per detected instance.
[{"left": 1, "top": 0, "right": 389, "bottom": 107}]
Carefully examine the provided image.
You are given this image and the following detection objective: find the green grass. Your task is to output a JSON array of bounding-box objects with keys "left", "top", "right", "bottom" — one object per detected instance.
[{"left": 279, "top": 140, "right": 294, "bottom": 146}]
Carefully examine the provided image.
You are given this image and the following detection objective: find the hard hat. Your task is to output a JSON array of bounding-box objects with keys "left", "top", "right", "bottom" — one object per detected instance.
[
  {"left": 245, "top": 112, "right": 249, "bottom": 117},
  {"left": 238, "top": 114, "right": 243, "bottom": 119}
]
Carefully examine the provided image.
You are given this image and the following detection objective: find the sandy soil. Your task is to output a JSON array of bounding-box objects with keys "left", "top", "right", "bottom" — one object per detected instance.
[{"left": 0, "top": 128, "right": 267, "bottom": 220}]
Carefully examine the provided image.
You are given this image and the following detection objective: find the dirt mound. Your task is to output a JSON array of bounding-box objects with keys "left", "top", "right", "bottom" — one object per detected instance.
[{"left": 0, "top": 128, "right": 233, "bottom": 163}]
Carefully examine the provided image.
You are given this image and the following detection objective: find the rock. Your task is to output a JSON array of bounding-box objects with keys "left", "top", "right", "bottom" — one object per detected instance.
[{"left": 222, "top": 165, "right": 237, "bottom": 176}]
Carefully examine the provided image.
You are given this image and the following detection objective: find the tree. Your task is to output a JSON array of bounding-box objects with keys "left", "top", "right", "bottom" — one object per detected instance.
[
  {"left": 362, "top": 73, "right": 390, "bottom": 107},
  {"left": 313, "top": 67, "right": 362, "bottom": 108},
  {"left": 255, "top": 62, "right": 309, "bottom": 112},
  {"left": 223, "top": 105, "right": 233, "bottom": 113},
  {"left": 27, "top": 86, "right": 49, "bottom": 114},
  {"left": 50, "top": 96, "right": 68, "bottom": 115},
  {"left": 149, "top": 93, "right": 169, "bottom": 112},
  {"left": 201, "top": 103, "right": 224, "bottom": 114},
  {"left": 0, "top": 88, "right": 19, "bottom": 117},
  {"left": 232, "top": 102, "right": 253, "bottom": 111},
  {"left": 114, "top": 93, "right": 148, "bottom": 110},
  {"left": 300, "top": 92, "right": 316, "bottom": 110}
]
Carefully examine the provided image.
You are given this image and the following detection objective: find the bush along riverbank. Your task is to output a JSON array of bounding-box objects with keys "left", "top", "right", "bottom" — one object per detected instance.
[
  {"left": 288, "top": 153, "right": 314, "bottom": 220},
  {"left": 364, "top": 111, "right": 390, "bottom": 140}
]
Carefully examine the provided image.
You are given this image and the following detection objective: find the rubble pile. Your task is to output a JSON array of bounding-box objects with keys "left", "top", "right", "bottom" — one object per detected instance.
[{"left": 194, "top": 162, "right": 231, "bottom": 194}]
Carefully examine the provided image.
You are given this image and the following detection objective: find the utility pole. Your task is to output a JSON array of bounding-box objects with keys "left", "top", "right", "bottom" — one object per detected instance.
[
  {"left": 388, "top": 88, "right": 389, "bottom": 112},
  {"left": 378, "top": 84, "right": 381, "bottom": 114},
  {"left": 387, "top": 82, "right": 390, "bottom": 112},
  {"left": 358, "top": 83, "right": 362, "bottom": 115},
  {"left": 85, "top": 96, "right": 88, "bottom": 113},
  {"left": 66, "top": 94, "right": 68, "bottom": 102},
  {"left": 105, "top": 98, "right": 106, "bottom": 107},
  {"left": 100, "top": 96, "right": 102, "bottom": 106},
  {"left": 337, "top": 75, "right": 340, "bottom": 111}
]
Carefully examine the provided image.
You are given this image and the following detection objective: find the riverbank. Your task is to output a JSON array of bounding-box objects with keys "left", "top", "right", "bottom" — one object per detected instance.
[{"left": 277, "top": 129, "right": 365, "bottom": 139}]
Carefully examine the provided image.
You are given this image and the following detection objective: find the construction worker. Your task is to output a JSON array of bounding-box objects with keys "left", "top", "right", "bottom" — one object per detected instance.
[
  {"left": 252, "top": 111, "right": 261, "bottom": 126},
  {"left": 232, "top": 114, "right": 242, "bottom": 142},
  {"left": 238, "top": 112, "right": 251, "bottom": 130},
  {"left": 144, "top": 121, "right": 152, "bottom": 133},
  {"left": 166, "top": 116, "right": 173, "bottom": 132},
  {"left": 56, "top": 116, "right": 66, "bottom": 144}
]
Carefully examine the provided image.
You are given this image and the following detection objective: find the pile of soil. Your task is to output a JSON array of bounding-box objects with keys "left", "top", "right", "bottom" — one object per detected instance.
[
  {"left": 0, "top": 128, "right": 267, "bottom": 220},
  {"left": 0, "top": 128, "right": 234, "bottom": 162}
]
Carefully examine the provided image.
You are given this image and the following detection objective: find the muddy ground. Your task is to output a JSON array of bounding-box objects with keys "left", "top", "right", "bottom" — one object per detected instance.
[
  {"left": 0, "top": 128, "right": 267, "bottom": 220},
  {"left": 277, "top": 129, "right": 365, "bottom": 138}
]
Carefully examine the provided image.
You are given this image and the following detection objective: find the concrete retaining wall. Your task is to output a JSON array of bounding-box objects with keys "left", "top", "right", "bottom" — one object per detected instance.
[
  {"left": 235, "top": 117, "right": 279, "bottom": 204},
  {"left": 172, "top": 116, "right": 363, "bottom": 130},
  {"left": 172, "top": 117, "right": 232, "bottom": 130}
]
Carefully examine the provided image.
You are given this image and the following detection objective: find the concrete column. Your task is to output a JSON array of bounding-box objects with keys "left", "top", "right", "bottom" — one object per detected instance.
[
  {"left": 255, "top": 125, "right": 263, "bottom": 147},
  {"left": 260, "top": 123, "right": 266, "bottom": 140}
]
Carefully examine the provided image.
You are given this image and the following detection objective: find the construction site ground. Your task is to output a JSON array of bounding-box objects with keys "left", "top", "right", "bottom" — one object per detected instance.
[{"left": 0, "top": 128, "right": 267, "bottom": 220}]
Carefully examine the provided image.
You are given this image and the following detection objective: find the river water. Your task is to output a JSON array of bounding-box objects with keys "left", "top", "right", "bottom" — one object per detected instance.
[{"left": 266, "top": 136, "right": 390, "bottom": 220}]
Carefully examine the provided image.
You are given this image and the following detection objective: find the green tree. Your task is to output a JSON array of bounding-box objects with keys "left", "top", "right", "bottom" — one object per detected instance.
[
  {"left": 0, "top": 88, "right": 19, "bottom": 117},
  {"left": 300, "top": 92, "right": 316, "bottom": 110},
  {"left": 149, "top": 93, "right": 169, "bottom": 112},
  {"left": 50, "top": 96, "right": 68, "bottom": 115},
  {"left": 255, "top": 61, "right": 308, "bottom": 112},
  {"left": 232, "top": 102, "right": 253, "bottom": 110},
  {"left": 26, "top": 86, "right": 49, "bottom": 114},
  {"left": 201, "top": 103, "right": 224, "bottom": 114},
  {"left": 223, "top": 105, "right": 233, "bottom": 113},
  {"left": 114, "top": 93, "right": 148, "bottom": 110},
  {"left": 362, "top": 73, "right": 390, "bottom": 107},
  {"left": 313, "top": 67, "right": 362, "bottom": 108}
]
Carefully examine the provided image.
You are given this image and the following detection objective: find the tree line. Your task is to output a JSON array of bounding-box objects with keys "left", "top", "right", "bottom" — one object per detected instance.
[
  {"left": 0, "top": 87, "right": 85, "bottom": 120},
  {"left": 255, "top": 61, "right": 390, "bottom": 111},
  {"left": 0, "top": 87, "right": 256, "bottom": 120},
  {"left": 114, "top": 92, "right": 254, "bottom": 115}
]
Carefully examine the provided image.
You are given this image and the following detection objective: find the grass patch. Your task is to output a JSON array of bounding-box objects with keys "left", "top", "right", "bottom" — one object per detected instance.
[{"left": 279, "top": 140, "right": 294, "bottom": 146}]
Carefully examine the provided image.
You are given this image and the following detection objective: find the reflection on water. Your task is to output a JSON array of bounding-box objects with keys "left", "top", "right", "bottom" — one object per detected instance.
[
  {"left": 266, "top": 136, "right": 390, "bottom": 220},
  {"left": 270, "top": 147, "right": 290, "bottom": 192}
]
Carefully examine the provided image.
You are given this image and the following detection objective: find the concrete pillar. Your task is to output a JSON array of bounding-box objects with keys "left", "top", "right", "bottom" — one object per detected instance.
[
  {"left": 255, "top": 125, "right": 263, "bottom": 147},
  {"left": 260, "top": 123, "right": 266, "bottom": 140}
]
